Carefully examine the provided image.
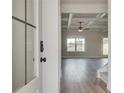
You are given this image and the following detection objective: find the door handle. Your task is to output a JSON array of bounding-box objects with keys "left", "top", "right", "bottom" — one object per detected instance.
[
  {"left": 40, "top": 41, "right": 44, "bottom": 52},
  {"left": 40, "top": 57, "right": 46, "bottom": 62}
]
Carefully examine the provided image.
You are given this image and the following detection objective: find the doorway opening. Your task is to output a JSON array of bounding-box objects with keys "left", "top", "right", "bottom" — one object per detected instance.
[{"left": 60, "top": 0, "right": 110, "bottom": 93}]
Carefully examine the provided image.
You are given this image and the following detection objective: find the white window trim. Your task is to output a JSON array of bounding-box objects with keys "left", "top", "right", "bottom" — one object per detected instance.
[{"left": 66, "top": 38, "right": 85, "bottom": 52}]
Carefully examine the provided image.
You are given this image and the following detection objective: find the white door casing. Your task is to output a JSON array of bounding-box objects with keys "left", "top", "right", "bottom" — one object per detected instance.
[{"left": 41, "top": 0, "right": 61, "bottom": 93}]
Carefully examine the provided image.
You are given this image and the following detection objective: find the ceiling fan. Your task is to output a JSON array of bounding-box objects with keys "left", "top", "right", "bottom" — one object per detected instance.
[{"left": 78, "top": 22, "right": 89, "bottom": 32}]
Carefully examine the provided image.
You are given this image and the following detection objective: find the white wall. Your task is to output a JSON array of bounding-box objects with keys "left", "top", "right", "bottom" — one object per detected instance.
[
  {"left": 62, "top": 30, "right": 108, "bottom": 58},
  {"left": 61, "top": 4, "right": 107, "bottom": 13}
]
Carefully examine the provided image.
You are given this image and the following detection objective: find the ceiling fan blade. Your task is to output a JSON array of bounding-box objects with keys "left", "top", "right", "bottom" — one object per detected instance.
[{"left": 83, "top": 28, "right": 90, "bottom": 30}]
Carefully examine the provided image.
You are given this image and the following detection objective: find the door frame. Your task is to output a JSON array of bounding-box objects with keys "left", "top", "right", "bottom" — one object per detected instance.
[
  {"left": 107, "top": 0, "right": 111, "bottom": 91},
  {"left": 59, "top": 0, "right": 111, "bottom": 92}
]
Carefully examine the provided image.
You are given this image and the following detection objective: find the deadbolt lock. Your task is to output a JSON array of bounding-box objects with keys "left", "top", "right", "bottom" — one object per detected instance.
[{"left": 40, "top": 57, "right": 46, "bottom": 62}]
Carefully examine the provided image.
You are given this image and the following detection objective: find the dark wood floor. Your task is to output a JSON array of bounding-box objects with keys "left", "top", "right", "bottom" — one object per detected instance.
[{"left": 60, "top": 58, "right": 108, "bottom": 93}]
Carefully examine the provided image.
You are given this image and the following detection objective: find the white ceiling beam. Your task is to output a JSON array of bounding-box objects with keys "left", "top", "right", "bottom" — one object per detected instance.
[
  {"left": 100, "top": 13, "right": 106, "bottom": 18},
  {"left": 67, "top": 13, "right": 73, "bottom": 29},
  {"left": 96, "top": 13, "right": 107, "bottom": 19},
  {"left": 96, "top": 13, "right": 102, "bottom": 18}
]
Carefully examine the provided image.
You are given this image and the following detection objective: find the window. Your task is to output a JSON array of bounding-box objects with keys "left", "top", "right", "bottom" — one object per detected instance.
[
  {"left": 103, "top": 38, "right": 108, "bottom": 55},
  {"left": 76, "top": 38, "right": 85, "bottom": 52},
  {"left": 67, "top": 38, "right": 85, "bottom": 52},
  {"left": 67, "top": 38, "right": 75, "bottom": 52}
]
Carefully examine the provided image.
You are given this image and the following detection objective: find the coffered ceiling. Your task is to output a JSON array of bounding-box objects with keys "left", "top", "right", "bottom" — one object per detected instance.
[{"left": 61, "top": 13, "right": 108, "bottom": 32}]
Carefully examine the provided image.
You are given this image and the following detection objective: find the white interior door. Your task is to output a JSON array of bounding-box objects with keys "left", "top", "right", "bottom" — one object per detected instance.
[
  {"left": 13, "top": 0, "right": 61, "bottom": 92},
  {"left": 12, "top": 0, "right": 43, "bottom": 93}
]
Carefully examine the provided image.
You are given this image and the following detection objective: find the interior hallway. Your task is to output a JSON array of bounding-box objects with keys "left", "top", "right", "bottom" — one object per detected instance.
[{"left": 60, "top": 58, "right": 108, "bottom": 93}]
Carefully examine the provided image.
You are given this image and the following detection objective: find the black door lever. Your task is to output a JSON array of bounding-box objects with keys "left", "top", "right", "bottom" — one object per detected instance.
[{"left": 40, "top": 57, "right": 46, "bottom": 62}]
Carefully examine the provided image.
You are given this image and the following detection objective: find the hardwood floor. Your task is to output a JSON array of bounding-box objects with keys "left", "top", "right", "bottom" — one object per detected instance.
[{"left": 60, "top": 58, "right": 108, "bottom": 93}]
